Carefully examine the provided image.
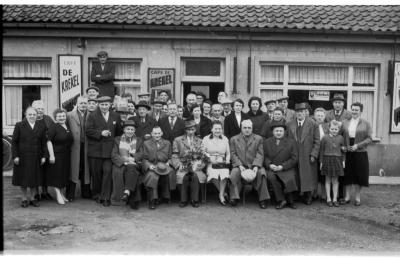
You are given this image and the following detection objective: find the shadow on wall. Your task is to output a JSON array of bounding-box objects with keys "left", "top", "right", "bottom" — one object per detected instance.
[{"left": 368, "top": 144, "right": 400, "bottom": 177}]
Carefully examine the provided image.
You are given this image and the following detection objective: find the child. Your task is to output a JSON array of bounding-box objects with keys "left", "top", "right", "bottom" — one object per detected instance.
[{"left": 320, "top": 120, "right": 346, "bottom": 207}]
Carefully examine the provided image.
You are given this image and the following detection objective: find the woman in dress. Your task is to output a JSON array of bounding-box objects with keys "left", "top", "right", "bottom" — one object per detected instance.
[
  {"left": 247, "top": 96, "right": 269, "bottom": 136},
  {"left": 202, "top": 121, "right": 230, "bottom": 205},
  {"left": 189, "top": 104, "right": 212, "bottom": 139},
  {"left": 12, "top": 107, "right": 47, "bottom": 208},
  {"left": 46, "top": 108, "right": 74, "bottom": 205},
  {"left": 341, "top": 102, "right": 372, "bottom": 206}
]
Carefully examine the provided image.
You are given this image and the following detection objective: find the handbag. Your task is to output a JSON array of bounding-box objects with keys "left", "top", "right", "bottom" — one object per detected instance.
[{"left": 211, "top": 163, "right": 230, "bottom": 169}]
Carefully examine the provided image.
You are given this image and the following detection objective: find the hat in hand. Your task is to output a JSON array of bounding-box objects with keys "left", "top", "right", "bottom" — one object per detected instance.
[
  {"left": 154, "top": 162, "right": 171, "bottom": 176},
  {"left": 241, "top": 169, "right": 257, "bottom": 182}
]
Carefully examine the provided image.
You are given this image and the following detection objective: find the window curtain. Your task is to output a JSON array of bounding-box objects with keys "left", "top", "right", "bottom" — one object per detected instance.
[
  {"left": 260, "top": 65, "right": 284, "bottom": 83},
  {"left": 352, "top": 91, "right": 374, "bottom": 127},
  {"left": 3, "top": 60, "right": 51, "bottom": 79},
  {"left": 353, "top": 67, "right": 374, "bottom": 86},
  {"left": 289, "top": 66, "right": 348, "bottom": 85},
  {"left": 4, "top": 86, "right": 23, "bottom": 126},
  {"left": 260, "top": 89, "right": 283, "bottom": 108},
  {"left": 114, "top": 62, "right": 140, "bottom": 81}
]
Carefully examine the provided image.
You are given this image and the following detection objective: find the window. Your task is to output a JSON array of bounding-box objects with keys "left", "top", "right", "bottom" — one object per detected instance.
[
  {"left": 181, "top": 58, "right": 225, "bottom": 82},
  {"left": 2, "top": 58, "right": 52, "bottom": 130},
  {"left": 258, "top": 63, "right": 378, "bottom": 135}
]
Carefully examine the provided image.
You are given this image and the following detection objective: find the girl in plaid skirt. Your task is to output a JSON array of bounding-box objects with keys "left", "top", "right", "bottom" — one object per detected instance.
[{"left": 319, "top": 120, "right": 346, "bottom": 207}]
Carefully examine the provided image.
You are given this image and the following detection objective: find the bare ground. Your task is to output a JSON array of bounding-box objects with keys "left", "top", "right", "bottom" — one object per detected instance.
[{"left": 3, "top": 176, "right": 400, "bottom": 255}]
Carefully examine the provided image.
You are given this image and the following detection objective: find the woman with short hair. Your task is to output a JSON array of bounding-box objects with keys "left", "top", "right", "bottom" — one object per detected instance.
[
  {"left": 341, "top": 102, "right": 372, "bottom": 206},
  {"left": 224, "top": 98, "right": 250, "bottom": 139},
  {"left": 247, "top": 96, "right": 269, "bottom": 136},
  {"left": 189, "top": 104, "right": 212, "bottom": 139}
]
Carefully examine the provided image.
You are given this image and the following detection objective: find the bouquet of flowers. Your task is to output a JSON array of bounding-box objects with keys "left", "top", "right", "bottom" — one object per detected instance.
[{"left": 179, "top": 145, "right": 209, "bottom": 173}]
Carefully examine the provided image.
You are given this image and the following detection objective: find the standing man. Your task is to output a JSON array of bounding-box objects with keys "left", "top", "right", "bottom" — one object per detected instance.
[
  {"left": 287, "top": 102, "right": 320, "bottom": 205},
  {"left": 158, "top": 90, "right": 170, "bottom": 104},
  {"left": 228, "top": 120, "right": 269, "bottom": 209},
  {"left": 150, "top": 99, "right": 167, "bottom": 123},
  {"left": 183, "top": 93, "right": 197, "bottom": 119},
  {"left": 221, "top": 98, "right": 233, "bottom": 117},
  {"left": 158, "top": 103, "right": 185, "bottom": 143},
  {"left": 131, "top": 101, "right": 157, "bottom": 140},
  {"left": 86, "top": 96, "right": 123, "bottom": 206},
  {"left": 217, "top": 91, "right": 228, "bottom": 104},
  {"left": 86, "top": 86, "right": 100, "bottom": 100},
  {"left": 141, "top": 126, "right": 174, "bottom": 209},
  {"left": 196, "top": 92, "right": 206, "bottom": 106},
  {"left": 87, "top": 97, "right": 98, "bottom": 113},
  {"left": 264, "top": 99, "right": 276, "bottom": 120},
  {"left": 325, "top": 93, "right": 352, "bottom": 123},
  {"left": 67, "top": 96, "right": 91, "bottom": 201},
  {"left": 90, "top": 51, "right": 115, "bottom": 98},
  {"left": 138, "top": 91, "right": 151, "bottom": 105},
  {"left": 277, "top": 96, "right": 296, "bottom": 123}
]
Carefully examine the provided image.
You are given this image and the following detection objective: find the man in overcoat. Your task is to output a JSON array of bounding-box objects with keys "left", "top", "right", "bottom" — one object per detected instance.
[
  {"left": 86, "top": 96, "right": 123, "bottom": 206},
  {"left": 158, "top": 103, "right": 185, "bottom": 143},
  {"left": 264, "top": 124, "right": 299, "bottom": 209},
  {"left": 141, "top": 126, "right": 174, "bottom": 209},
  {"left": 90, "top": 50, "right": 115, "bottom": 98},
  {"left": 277, "top": 96, "right": 296, "bottom": 123},
  {"left": 228, "top": 120, "right": 269, "bottom": 209},
  {"left": 131, "top": 101, "right": 157, "bottom": 139},
  {"left": 324, "top": 93, "right": 352, "bottom": 123},
  {"left": 287, "top": 102, "right": 320, "bottom": 205},
  {"left": 66, "top": 96, "right": 91, "bottom": 201},
  {"left": 149, "top": 99, "right": 167, "bottom": 123}
]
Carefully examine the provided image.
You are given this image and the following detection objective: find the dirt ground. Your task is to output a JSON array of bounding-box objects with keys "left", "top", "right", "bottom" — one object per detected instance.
[{"left": 2, "top": 176, "right": 400, "bottom": 255}]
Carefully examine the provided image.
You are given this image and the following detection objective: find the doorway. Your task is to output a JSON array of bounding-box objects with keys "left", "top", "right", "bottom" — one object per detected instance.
[
  {"left": 182, "top": 82, "right": 224, "bottom": 105},
  {"left": 287, "top": 90, "right": 348, "bottom": 112}
]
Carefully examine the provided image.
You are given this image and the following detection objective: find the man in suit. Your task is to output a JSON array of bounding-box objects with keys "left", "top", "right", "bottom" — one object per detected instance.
[
  {"left": 183, "top": 93, "right": 197, "bottom": 119},
  {"left": 325, "top": 93, "right": 352, "bottom": 123},
  {"left": 138, "top": 91, "right": 151, "bottom": 105},
  {"left": 86, "top": 96, "right": 123, "bottom": 206},
  {"left": 221, "top": 98, "right": 233, "bottom": 117},
  {"left": 90, "top": 51, "right": 115, "bottom": 98},
  {"left": 141, "top": 126, "right": 174, "bottom": 209},
  {"left": 66, "top": 96, "right": 91, "bottom": 201},
  {"left": 158, "top": 103, "right": 185, "bottom": 143},
  {"left": 150, "top": 99, "right": 167, "bottom": 123},
  {"left": 287, "top": 102, "right": 320, "bottom": 205},
  {"left": 210, "top": 103, "right": 225, "bottom": 130},
  {"left": 277, "top": 96, "right": 296, "bottom": 123},
  {"left": 264, "top": 99, "right": 276, "bottom": 120},
  {"left": 228, "top": 120, "right": 269, "bottom": 209},
  {"left": 131, "top": 101, "right": 157, "bottom": 140},
  {"left": 224, "top": 99, "right": 250, "bottom": 139},
  {"left": 264, "top": 124, "right": 299, "bottom": 209}
]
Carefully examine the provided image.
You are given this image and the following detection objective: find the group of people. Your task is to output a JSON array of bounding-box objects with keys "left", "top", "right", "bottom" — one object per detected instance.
[{"left": 11, "top": 51, "right": 373, "bottom": 210}]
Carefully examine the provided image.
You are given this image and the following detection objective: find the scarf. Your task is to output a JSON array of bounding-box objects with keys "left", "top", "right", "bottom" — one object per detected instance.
[{"left": 119, "top": 133, "right": 137, "bottom": 157}]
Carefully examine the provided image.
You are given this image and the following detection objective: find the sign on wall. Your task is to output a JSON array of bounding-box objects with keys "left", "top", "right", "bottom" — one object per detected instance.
[
  {"left": 309, "top": 90, "right": 330, "bottom": 101},
  {"left": 58, "top": 55, "right": 82, "bottom": 111},
  {"left": 391, "top": 61, "right": 400, "bottom": 133},
  {"left": 148, "top": 68, "right": 175, "bottom": 102}
]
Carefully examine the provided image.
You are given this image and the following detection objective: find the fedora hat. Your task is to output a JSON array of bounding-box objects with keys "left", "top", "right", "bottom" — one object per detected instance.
[
  {"left": 97, "top": 96, "right": 112, "bottom": 103},
  {"left": 123, "top": 120, "right": 136, "bottom": 128},
  {"left": 86, "top": 86, "right": 99, "bottom": 93},
  {"left": 97, "top": 50, "right": 108, "bottom": 57},
  {"left": 270, "top": 123, "right": 287, "bottom": 131},
  {"left": 135, "top": 101, "right": 151, "bottom": 110},
  {"left": 138, "top": 91, "right": 151, "bottom": 97},
  {"left": 184, "top": 120, "right": 196, "bottom": 129},
  {"left": 294, "top": 102, "right": 308, "bottom": 111},
  {"left": 154, "top": 162, "right": 170, "bottom": 176},
  {"left": 152, "top": 100, "right": 166, "bottom": 106},
  {"left": 87, "top": 97, "right": 98, "bottom": 103},
  {"left": 330, "top": 93, "right": 346, "bottom": 102},
  {"left": 277, "top": 95, "right": 290, "bottom": 102},
  {"left": 241, "top": 169, "right": 257, "bottom": 182}
]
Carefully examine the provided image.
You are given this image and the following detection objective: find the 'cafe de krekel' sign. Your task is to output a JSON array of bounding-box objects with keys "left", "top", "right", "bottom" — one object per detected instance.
[
  {"left": 58, "top": 55, "right": 82, "bottom": 111},
  {"left": 148, "top": 68, "right": 175, "bottom": 101}
]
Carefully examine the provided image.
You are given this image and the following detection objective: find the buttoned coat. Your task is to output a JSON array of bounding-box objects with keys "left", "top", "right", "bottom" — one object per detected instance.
[
  {"left": 67, "top": 108, "right": 90, "bottom": 184},
  {"left": 90, "top": 62, "right": 115, "bottom": 98},
  {"left": 158, "top": 116, "right": 185, "bottom": 143},
  {"left": 263, "top": 137, "right": 298, "bottom": 192},
  {"left": 287, "top": 117, "right": 320, "bottom": 193},
  {"left": 224, "top": 112, "right": 250, "bottom": 139},
  {"left": 131, "top": 115, "right": 158, "bottom": 139},
  {"left": 247, "top": 110, "right": 269, "bottom": 136},
  {"left": 86, "top": 109, "right": 123, "bottom": 158},
  {"left": 230, "top": 133, "right": 264, "bottom": 169},
  {"left": 325, "top": 109, "right": 352, "bottom": 123}
]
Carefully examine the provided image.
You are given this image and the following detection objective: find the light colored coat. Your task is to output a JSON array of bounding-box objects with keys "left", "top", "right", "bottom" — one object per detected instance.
[
  {"left": 67, "top": 108, "right": 90, "bottom": 184},
  {"left": 287, "top": 117, "right": 320, "bottom": 193}
]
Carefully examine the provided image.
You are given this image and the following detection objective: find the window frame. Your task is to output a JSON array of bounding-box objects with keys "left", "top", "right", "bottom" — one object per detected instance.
[{"left": 181, "top": 58, "right": 225, "bottom": 82}]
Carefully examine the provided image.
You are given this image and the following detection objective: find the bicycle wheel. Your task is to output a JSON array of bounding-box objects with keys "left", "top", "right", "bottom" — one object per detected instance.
[{"left": 3, "top": 136, "right": 13, "bottom": 171}]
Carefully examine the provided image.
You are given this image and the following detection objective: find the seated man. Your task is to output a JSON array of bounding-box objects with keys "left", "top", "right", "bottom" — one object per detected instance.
[
  {"left": 264, "top": 124, "right": 299, "bottom": 209},
  {"left": 141, "top": 126, "right": 174, "bottom": 210},
  {"left": 172, "top": 120, "right": 206, "bottom": 208},
  {"left": 228, "top": 120, "right": 270, "bottom": 209}
]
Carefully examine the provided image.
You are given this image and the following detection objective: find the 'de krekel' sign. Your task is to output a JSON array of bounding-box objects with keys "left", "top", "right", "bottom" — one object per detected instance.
[
  {"left": 59, "top": 55, "right": 82, "bottom": 106},
  {"left": 149, "top": 68, "right": 174, "bottom": 88}
]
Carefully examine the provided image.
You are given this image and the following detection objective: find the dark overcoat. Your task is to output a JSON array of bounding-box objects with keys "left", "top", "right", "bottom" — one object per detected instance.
[
  {"left": 287, "top": 117, "right": 320, "bottom": 193},
  {"left": 325, "top": 109, "right": 352, "bottom": 123},
  {"left": 130, "top": 115, "right": 157, "bottom": 139},
  {"left": 86, "top": 109, "right": 123, "bottom": 158},
  {"left": 260, "top": 119, "right": 287, "bottom": 139},
  {"left": 247, "top": 110, "right": 269, "bottom": 136},
  {"left": 189, "top": 115, "right": 212, "bottom": 139},
  {"left": 224, "top": 112, "right": 250, "bottom": 139},
  {"left": 90, "top": 62, "right": 115, "bottom": 98},
  {"left": 263, "top": 137, "right": 298, "bottom": 192}
]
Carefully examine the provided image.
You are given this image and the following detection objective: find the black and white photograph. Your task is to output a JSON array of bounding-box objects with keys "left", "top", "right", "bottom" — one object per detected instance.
[{"left": 2, "top": 2, "right": 400, "bottom": 255}]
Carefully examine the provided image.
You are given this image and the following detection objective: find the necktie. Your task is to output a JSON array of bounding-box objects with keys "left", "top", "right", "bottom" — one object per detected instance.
[
  {"left": 170, "top": 117, "right": 174, "bottom": 129},
  {"left": 297, "top": 121, "right": 302, "bottom": 142},
  {"left": 141, "top": 118, "right": 145, "bottom": 123}
]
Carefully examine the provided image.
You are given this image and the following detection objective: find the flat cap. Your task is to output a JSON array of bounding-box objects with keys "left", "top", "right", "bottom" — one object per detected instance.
[
  {"left": 97, "top": 96, "right": 112, "bottom": 103},
  {"left": 97, "top": 50, "right": 108, "bottom": 57}
]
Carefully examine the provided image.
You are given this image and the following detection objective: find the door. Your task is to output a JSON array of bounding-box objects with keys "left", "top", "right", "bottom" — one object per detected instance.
[{"left": 183, "top": 82, "right": 224, "bottom": 105}]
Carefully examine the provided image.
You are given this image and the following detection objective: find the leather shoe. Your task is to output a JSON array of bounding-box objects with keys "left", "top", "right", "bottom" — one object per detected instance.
[
  {"left": 103, "top": 200, "right": 111, "bottom": 207},
  {"left": 275, "top": 201, "right": 287, "bottom": 209},
  {"left": 333, "top": 201, "right": 339, "bottom": 207},
  {"left": 34, "top": 194, "right": 41, "bottom": 201},
  {"left": 96, "top": 197, "right": 104, "bottom": 204},
  {"left": 21, "top": 200, "right": 29, "bottom": 208},
  {"left": 179, "top": 201, "right": 188, "bottom": 208},
  {"left": 259, "top": 200, "right": 267, "bottom": 209},
  {"left": 327, "top": 201, "right": 333, "bottom": 207},
  {"left": 121, "top": 193, "right": 129, "bottom": 202},
  {"left": 229, "top": 199, "right": 238, "bottom": 207},
  {"left": 354, "top": 200, "right": 361, "bottom": 206},
  {"left": 130, "top": 201, "right": 139, "bottom": 210},
  {"left": 288, "top": 202, "right": 297, "bottom": 209},
  {"left": 339, "top": 199, "right": 350, "bottom": 205},
  {"left": 149, "top": 200, "right": 156, "bottom": 210},
  {"left": 191, "top": 200, "right": 199, "bottom": 208},
  {"left": 29, "top": 200, "right": 40, "bottom": 207},
  {"left": 304, "top": 199, "right": 312, "bottom": 205}
]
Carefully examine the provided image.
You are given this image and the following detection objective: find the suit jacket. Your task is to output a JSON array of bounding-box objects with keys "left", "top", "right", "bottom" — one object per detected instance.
[
  {"left": 86, "top": 109, "right": 123, "bottom": 158},
  {"left": 325, "top": 109, "right": 352, "bottom": 123},
  {"left": 158, "top": 116, "right": 185, "bottom": 143},
  {"left": 90, "top": 62, "right": 115, "bottom": 98},
  {"left": 131, "top": 115, "right": 158, "bottom": 139},
  {"left": 230, "top": 133, "right": 264, "bottom": 169},
  {"left": 224, "top": 112, "right": 250, "bottom": 139},
  {"left": 189, "top": 115, "right": 212, "bottom": 139},
  {"left": 141, "top": 138, "right": 172, "bottom": 172},
  {"left": 149, "top": 110, "right": 167, "bottom": 123},
  {"left": 182, "top": 106, "right": 192, "bottom": 119},
  {"left": 342, "top": 118, "right": 372, "bottom": 152}
]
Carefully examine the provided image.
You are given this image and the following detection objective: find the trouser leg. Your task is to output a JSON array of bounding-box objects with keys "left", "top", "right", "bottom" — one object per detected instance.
[
  {"left": 101, "top": 159, "right": 113, "bottom": 200},
  {"left": 181, "top": 174, "right": 189, "bottom": 202},
  {"left": 124, "top": 165, "right": 139, "bottom": 192},
  {"left": 190, "top": 173, "right": 200, "bottom": 202},
  {"left": 89, "top": 157, "right": 102, "bottom": 199},
  {"left": 257, "top": 175, "right": 269, "bottom": 201},
  {"left": 229, "top": 167, "right": 242, "bottom": 200},
  {"left": 159, "top": 175, "right": 170, "bottom": 199},
  {"left": 267, "top": 173, "right": 285, "bottom": 202}
]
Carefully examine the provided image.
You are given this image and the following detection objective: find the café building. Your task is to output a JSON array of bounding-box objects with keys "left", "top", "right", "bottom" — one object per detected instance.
[{"left": 2, "top": 5, "right": 400, "bottom": 175}]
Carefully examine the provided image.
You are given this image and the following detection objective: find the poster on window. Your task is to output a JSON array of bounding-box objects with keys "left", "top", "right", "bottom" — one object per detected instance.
[
  {"left": 309, "top": 90, "right": 330, "bottom": 101},
  {"left": 58, "top": 55, "right": 82, "bottom": 111},
  {"left": 391, "top": 62, "right": 400, "bottom": 133},
  {"left": 148, "top": 68, "right": 175, "bottom": 103}
]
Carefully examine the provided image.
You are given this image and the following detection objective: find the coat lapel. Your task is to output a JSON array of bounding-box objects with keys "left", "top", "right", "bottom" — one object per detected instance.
[
  {"left": 301, "top": 119, "right": 311, "bottom": 143},
  {"left": 72, "top": 109, "right": 81, "bottom": 126}
]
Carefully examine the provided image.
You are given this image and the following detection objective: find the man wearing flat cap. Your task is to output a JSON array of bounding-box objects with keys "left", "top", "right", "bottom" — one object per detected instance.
[
  {"left": 138, "top": 91, "right": 151, "bottom": 105},
  {"left": 86, "top": 96, "right": 123, "bottom": 207},
  {"left": 131, "top": 101, "right": 158, "bottom": 140},
  {"left": 287, "top": 102, "right": 320, "bottom": 205},
  {"left": 90, "top": 51, "right": 116, "bottom": 99},
  {"left": 86, "top": 86, "right": 100, "bottom": 100},
  {"left": 325, "top": 93, "right": 352, "bottom": 123},
  {"left": 228, "top": 119, "right": 269, "bottom": 208},
  {"left": 277, "top": 96, "right": 296, "bottom": 123},
  {"left": 264, "top": 99, "right": 276, "bottom": 120},
  {"left": 150, "top": 99, "right": 167, "bottom": 123}
]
